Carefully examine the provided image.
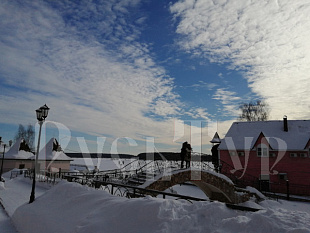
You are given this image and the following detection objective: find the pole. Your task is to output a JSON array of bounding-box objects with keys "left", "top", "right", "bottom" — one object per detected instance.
[
  {"left": 286, "top": 180, "right": 290, "bottom": 200},
  {"left": 29, "top": 121, "right": 43, "bottom": 203},
  {"left": 0, "top": 144, "right": 6, "bottom": 181}
]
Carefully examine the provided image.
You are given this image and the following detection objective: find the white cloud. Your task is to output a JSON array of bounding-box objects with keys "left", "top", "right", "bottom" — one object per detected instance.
[
  {"left": 171, "top": 0, "right": 310, "bottom": 120},
  {"left": 0, "top": 0, "right": 185, "bottom": 149},
  {"left": 212, "top": 88, "right": 240, "bottom": 116},
  {"left": 181, "top": 80, "right": 218, "bottom": 90},
  {"left": 192, "top": 108, "right": 211, "bottom": 120}
]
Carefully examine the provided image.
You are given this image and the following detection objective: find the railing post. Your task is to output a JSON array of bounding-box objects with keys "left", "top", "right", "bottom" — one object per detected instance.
[
  {"left": 286, "top": 180, "right": 290, "bottom": 200},
  {"left": 155, "top": 161, "right": 160, "bottom": 173}
]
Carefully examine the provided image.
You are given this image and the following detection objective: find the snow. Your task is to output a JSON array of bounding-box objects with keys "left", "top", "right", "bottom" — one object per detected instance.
[
  {"left": 246, "top": 186, "right": 266, "bottom": 199},
  {"left": 71, "top": 158, "right": 137, "bottom": 171},
  {"left": 4, "top": 139, "right": 33, "bottom": 159},
  {"left": 30, "top": 138, "right": 72, "bottom": 161},
  {"left": 0, "top": 207, "right": 18, "bottom": 233},
  {"left": 162, "top": 184, "right": 209, "bottom": 200},
  {"left": 218, "top": 120, "right": 310, "bottom": 150},
  {"left": 1, "top": 162, "right": 310, "bottom": 233},
  {"left": 0, "top": 176, "right": 51, "bottom": 217},
  {"left": 140, "top": 167, "right": 234, "bottom": 189},
  {"left": 7, "top": 150, "right": 34, "bottom": 160},
  {"left": 0, "top": 181, "right": 5, "bottom": 190}
]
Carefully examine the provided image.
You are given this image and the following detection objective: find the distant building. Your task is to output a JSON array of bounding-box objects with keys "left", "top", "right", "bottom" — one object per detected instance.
[
  {"left": 31, "top": 137, "right": 73, "bottom": 172},
  {"left": 218, "top": 117, "right": 310, "bottom": 195},
  {"left": 1, "top": 137, "right": 73, "bottom": 173},
  {"left": 210, "top": 132, "right": 221, "bottom": 144},
  {"left": 1, "top": 138, "right": 34, "bottom": 173}
]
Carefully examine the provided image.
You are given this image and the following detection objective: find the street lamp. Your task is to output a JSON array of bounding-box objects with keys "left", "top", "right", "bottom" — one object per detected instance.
[
  {"left": 0, "top": 137, "right": 6, "bottom": 182},
  {"left": 29, "top": 104, "right": 49, "bottom": 203}
]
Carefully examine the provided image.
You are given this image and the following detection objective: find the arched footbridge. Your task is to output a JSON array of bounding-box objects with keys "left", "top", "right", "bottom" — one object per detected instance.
[
  {"left": 140, "top": 168, "right": 250, "bottom": 204},
  {"left": 64, "top": 160, "right": 257, "bottom": 204}
]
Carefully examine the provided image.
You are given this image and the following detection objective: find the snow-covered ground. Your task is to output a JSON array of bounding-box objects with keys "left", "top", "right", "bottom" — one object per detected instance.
[
  {"left": 0, "top": 206, "right": 18, "bottom": 233},
  {"left": 70, "top": 158, "right": 137, "bottom": 171},
  {"left": 1, "top": 161, "right": 310, "bottom": 233}
]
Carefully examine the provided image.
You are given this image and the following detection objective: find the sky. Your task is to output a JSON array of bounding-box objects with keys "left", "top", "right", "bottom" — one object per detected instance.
[{"left": 1, "top": 0, "right": 310, "bottom": 155}]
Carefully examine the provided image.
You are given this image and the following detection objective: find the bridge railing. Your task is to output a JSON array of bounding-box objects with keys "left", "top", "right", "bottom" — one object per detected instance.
[
  {"left": 96, "top": 159, "right": 179, "bottom": 183},
  {"left": 88, "top": 179, "right": 208, "bottom": 202},
  {"left": 70, "top": 155, "right": 215, "bottom": 184},
  {"left": 89, "top": 159, "right": 160, "bottom": 184},
  {"left": 23, "top": 169, "right": 63, "bottom": 185}
]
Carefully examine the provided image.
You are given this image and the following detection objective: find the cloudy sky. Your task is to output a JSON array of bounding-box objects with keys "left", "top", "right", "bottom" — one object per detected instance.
[{"left": 1, "top": 0, "right": 309, "bottom": 155}]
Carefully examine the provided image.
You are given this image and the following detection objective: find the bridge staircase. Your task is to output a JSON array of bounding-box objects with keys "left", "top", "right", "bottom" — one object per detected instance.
[
  {"left": 125, "top": 160, "right": 180, "bottom": 186},
  {"left": 93, "top": 159, "right": 179, "bottom": 186},
  {"left": 126, "top": 171, "right": 156, "bottom": 186}
]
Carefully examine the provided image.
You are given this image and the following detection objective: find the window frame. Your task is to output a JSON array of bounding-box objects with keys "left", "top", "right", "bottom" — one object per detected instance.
[
  {"left": 279, "top": 173, "right": 288, "bottom": 180},
  {"left": 290, "top": 153, "right": 298, "bottom": 158},
  {"left": 257, "top": 144, "right": 269, "bottom": 157},
  {"left": 229, "top": 151, "right": 236, "bottom": 156},
  {"left": 238, "top": 151, "right": 245, "bottom": 156},
  {"left": 269, "top": 152, "right": 276, "bottom": 157}
]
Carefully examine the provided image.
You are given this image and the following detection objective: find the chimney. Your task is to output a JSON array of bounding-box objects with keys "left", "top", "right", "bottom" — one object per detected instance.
[{"left": 283, "top": 115, "right": 288, "bottom": 132}]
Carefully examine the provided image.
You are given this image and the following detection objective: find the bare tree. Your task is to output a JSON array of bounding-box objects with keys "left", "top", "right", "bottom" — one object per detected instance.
[
  {"left": 239, "top": 100, "right": 269, "bottom": 121},
  {"left": 14, "top": 124, "right": 26, "bottom": 141},
  {"left": 14, "top": 124, "right": 35, "bottom": 150},
  {"left": 26, "top": 124, "right": 35, "bottom": 150}
]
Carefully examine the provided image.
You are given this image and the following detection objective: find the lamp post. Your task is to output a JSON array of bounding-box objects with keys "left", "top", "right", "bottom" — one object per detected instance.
[
  {"left": 0, "top": 137, "right": 6, "bottom": 182},
  {"left": 29, "top": 104, "right": 49, "bottom": 203}
]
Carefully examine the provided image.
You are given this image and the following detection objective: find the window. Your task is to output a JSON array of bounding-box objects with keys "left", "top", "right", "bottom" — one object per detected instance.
[
  {"left": 300, "top": 153, "right": 307, "bottom": 158},
  {"left": 269, "top": 152, "right": 276, "bottom": 157},
  {"left": 259, "top": 174, "right": 270, "bottom": 181},
  {"left": 238, "top": 152, "right": 244, "bottom": 156},
  {"left": 290, "top": 153, "right": 298, "bottom": 158},
  {"left": 257, "top": 144, "right": 268, "bottom": 157},
  {"left": 279, "top": 173, "right": 287, "bottom": 180},
  {"left": 229, "top": 151, "right": 236, "bottom": 156}
]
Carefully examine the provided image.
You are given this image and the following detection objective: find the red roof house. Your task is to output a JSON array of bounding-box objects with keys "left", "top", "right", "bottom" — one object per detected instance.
[{"left": 218, "top": 117, "right": 310, "bottom": 196}]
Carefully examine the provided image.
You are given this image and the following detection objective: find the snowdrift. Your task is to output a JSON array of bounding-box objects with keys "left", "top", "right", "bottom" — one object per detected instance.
[{"left": 12, "top": 181, "right": 310, "bottom": 233}]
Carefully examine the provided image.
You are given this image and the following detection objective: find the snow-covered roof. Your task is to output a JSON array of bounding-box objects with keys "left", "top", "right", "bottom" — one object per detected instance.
[
  {"left": 218, "top": 120, "right": 310, "bottom": 151},
  {"left": 0, "top": 144, "right": 4, "bottom": 153},
  {"left": 4, "top": 138, "right": 34, "bottom": 160},
  {"left": 210, "top": 132, "right": 221, "bottom": 143},
  {"left": 31, "top": 138, "right": 73, "bottom": 161}
]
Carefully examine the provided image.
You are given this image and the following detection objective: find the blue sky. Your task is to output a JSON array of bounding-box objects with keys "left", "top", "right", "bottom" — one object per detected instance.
[{"left": 1, "top": 0, "right": 309, "bottom": 155}]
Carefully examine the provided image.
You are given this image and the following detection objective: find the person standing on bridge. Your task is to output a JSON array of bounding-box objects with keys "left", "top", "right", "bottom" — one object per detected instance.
[
  {"left": 185, "top": 143, "right": 192, "bottom": 168},
  {"left": 180, "top": 141, "right": 188, "bottom": 168},
  {"left": 211, "top": 144, "right": 220, "bottom": 173}
]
